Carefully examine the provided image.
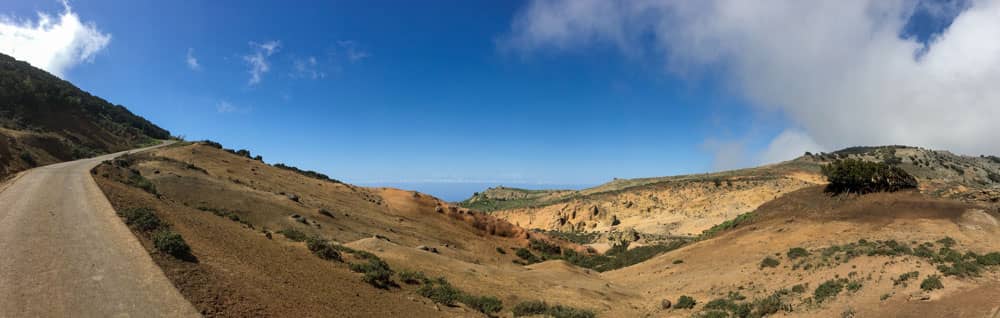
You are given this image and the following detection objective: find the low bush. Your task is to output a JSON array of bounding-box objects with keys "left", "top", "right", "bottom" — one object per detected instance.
[
  {"left": 349, "top": 257, "right": 395, "bottom": 289},
  {"left": 893, "top": 271, "right": 920, "bottom": 286},
  {"left": 305, "top": 237, "right": 342, "bottom": 261},
  {"left": 512, "top": 300, "right": 549, "bottom": 316},
  {"left": 398, "top": 270, "right": 429, "bottom": 285},
  {"left": 760, "top": 257, "right": 780, "bottom": 269},
  {"left": 814, "top": 279, "right": 847, "bottom": 303},
  {"left": 675, "top": 295, "right": 697, "bottom": 309},
  {"left": 417, "top": 277, "right": 463, "bottom": 305},
  {"left": 920, "top": 275, "right": 944, "bottom": 291},
  {"left": 495, "top": 247, "right": 507, "bottom": 254},
  {"left": 461, "top": 294, "right": 503, "bottom": 315},
  {"left": 699, "top": 212, "right": 755, "bottom": 239},
  {"left": 152, "top": 230, "right": 192, "bottom": 259},
  {"left": 787, "top": 247, "right": 810, "bottom": 259},
  {"left": 119, "top": 207, "right": 163, "bottom": 232},
  {"left": 277, "top": 228, "right": 308, "bottom": 242},
  {"left": 511, "top": 300, "right": 594, "bottom": 318},
  {"left": 19, "top": 152, "right": 37, "bottom": 166},
  {"left": 515, "top": 248, "right": 540, "bottom": 264}
]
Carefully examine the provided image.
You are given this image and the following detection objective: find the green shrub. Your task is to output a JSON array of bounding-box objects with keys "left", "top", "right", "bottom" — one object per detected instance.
[
  {"left": 976, "top": 252, "right": 1000, "bottom": 266},
  {"left": 893, "top": 271, "right": 920, "bottom": 286},
  {"left": 846, "top": 280, "right": 863, "bottom": 292},
  {"left": 787, "top": 247, "right": 810, "bottom": 259},
  {"left": 417, "top": 277, "right": 462, "bottom": 305},
  {"left": 760, "top": 257, "right": 780, "bottom": 269},
  {"left": 350, "top": 258, "right": 395, "bottom": 289},
  {"left": 673, "top": 259, "right": 684, "bottom": 264},
  {"left": 814, "top": 279, "right": 846, "bottom": 303},
  {"left": 119, "top": 207, "right": 163, "bottom": 232},
  {"left": 510, "top": 300, "right": 594, "bottom": 318},
  {"left": 700, "top": 212, "right": 755, "bottom": 239},
  {"left": 920, "top": 275, "right": 943, "bottom": 291},
  {"left": 460, "top": 294, "right": 503, "bottom": 315},
  {"left": 529, "top": 239, "right": 562, "bottom": 256},
  {"left": 822, "top": 159, "right": 917, "bottom": 194},
  {"left": 675, "top": 295, "right": 696, "bottom": 309},
  {"left": 277, "top": 228, "right": 308, "bottom": 242},
  {"left": 495, "top": 247, "right": 507, "bottom": 254},
  {"left": 305, "top": 237, "right": 342, "bottom": 261},
  {"left": 515, "top": 248, "right": 540, "bottom": 264},
  {"left": 152, "top": 230, "right": 192, "bottom": 259},
  {"left": 512, "top": 300, "right": 549, "bottom": 316},
  {"left": 127, "top": 172, "right": 158, "bottom": 195},
  {"left": 398, "top": 270, "right": 429, "bottom": 285},
  {"left": 791, "top": 284, "right": 807, "bottom": 293},
  {"left": 937, "top": 237, "right": 956, "bottom": 247},
  {"left": 546, "top": 305, "right": 596, "bottom": 318},
  {"left": 19, "top": 152, "right": 37, "bottom": 166}
]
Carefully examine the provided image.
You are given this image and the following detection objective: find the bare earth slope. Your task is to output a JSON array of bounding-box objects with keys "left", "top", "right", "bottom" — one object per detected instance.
[{"left": 0, "top": 141, "right": 198, "bottom": 317}]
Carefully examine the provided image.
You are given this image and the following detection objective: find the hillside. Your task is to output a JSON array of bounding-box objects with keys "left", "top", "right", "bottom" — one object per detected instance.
[
  {"left": 92, "top": 142, "right": 641, "bottom": 317},
  {"left": 0, "top": 53, "right": 168, "bottom": 179},
  {"left": 88, "top": 142, "right": 1000, "bottom": 317},
  {"left": 462, "top": 146, "right": 1000, "bottom": 242}
]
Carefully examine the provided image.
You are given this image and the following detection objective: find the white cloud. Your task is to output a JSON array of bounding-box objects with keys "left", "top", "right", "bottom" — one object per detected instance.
[
  {"left": 759, "top": 129, "right": 824, "bottom": 165},
  {"left": 292, "top": 56, "right": 324, "bottom": 79},
  {"left": 503, "top": 0, "right": 1000, "bottom": 157},
  {"left": 216, "top": 100, "right": 237, "bottom": 113},
  {"left": 244, "top": 40, "right": 280, "bottom": 85},
  {"left": 0, "top": 1, "right": 111, "bottom": 78},
  {"left": 702, "top": 139, "right": 750, "bottom": 171},
  {"left": 337, "top": 40, "right": 369, "bottom": 62},
  {"left": 185, "top": 48, "right": 200, "bottom": 70}
]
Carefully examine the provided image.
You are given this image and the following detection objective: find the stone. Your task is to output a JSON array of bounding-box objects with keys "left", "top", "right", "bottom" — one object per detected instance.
[{"left": 660, "top": 299, "right": 671, "bottom": 309}]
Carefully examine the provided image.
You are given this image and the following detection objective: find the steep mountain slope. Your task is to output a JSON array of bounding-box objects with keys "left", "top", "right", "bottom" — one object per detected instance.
[{"left": 0, "top": 53, "right": 168, "bottom": 178}]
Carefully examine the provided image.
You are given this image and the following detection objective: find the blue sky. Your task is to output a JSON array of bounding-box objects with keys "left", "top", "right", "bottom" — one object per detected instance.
[{"left": 2, "top": 0, "right": 993, "bottom": 201}]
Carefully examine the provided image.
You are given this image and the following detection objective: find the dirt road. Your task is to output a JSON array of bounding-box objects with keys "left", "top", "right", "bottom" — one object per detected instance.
[{"left": 0, "top": 141, "right": 199, "bottom": 317}]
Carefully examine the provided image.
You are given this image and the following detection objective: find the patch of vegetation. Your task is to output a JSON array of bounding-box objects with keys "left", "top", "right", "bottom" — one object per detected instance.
[
  {"left": 787, "top": 247, "right": 810, "bottom": 259},
  {"left": 152, "top": 230, "right": 192, "bottom": 259},
  {"left": 822, "top": 159, "right": 917, "bottom": 194},
  {"left": 760, "top": 257, "right": 780, "bottom": 269},
  {"left": 673, "top": 259, "right": 684, "bottom": 264},
  {"left": 305, "top": 237, "right": 342, "bottom": 261},
  {"left": 119, "top": 207, "right": 163, "bottom": 232},
  {"left": 349, "top": 257, "right": 395, "bottom": 289},
  {"left": 515, "top": 248, "right": 541, "bottom": 264},
  {"left": 19, "top": 152, "right": 36, "bottom": 166},
  {"left": 511, "top": 300, "right": 594, "bottom": 318},
  {"left": 791, "top": 283, "right": 807, "bottom": 293},
  {"left": 538, "top": 230, "right": 601, "bottom": 245},
  {"left": 126, "top": 171, "right": 158, "bottom": 195},
  {"left": 920, "top": 275, "right": 944, "bottom": 291},
  {"left": 529, "top": 239, "right": 562, "bottom": 255},
  {"left": 696, "top": 290, "right": 793, "bottom": 318},
  {"left": 846, "top": 280, "right": 863, "bottom": 293},
  {"left": 814, "top": 278, "right": 847, "bottom": 303},
  {"left": 461, "top": 295, "right": 504, "bottom": 316},
  {"left": 398, "top": 270, "right": 429, "bottom": 285},
  {"left": 277, "top": 228, "right": 308, "bottom": 242},
  {"left": 196, "top": 206, "right": 252, "bottom": 227},
  {"left": 272, "top": 163, "right": 342, "bottom": 184},
  {"left": 558, "top": 239, "right": 688, "bottom": 272},
  {"left": 495, "top": 247, "right": 507, "bottom": 254},
  {"left": 675, "top": 295, "right": 697, "bottom": 309},
  {"left": 699, "top": 212, "right": 755, "bottom": 239},
  {"left": 893, "top": 271, "right": 920, "bottom": 287},
  {"left": 415, "top": 277, "right": 503, "bottom": 315}
]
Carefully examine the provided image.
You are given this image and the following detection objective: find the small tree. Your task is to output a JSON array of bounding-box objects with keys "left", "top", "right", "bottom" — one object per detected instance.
[{"left": 822, "top": 159, "right": 917, "bottom": 194}]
